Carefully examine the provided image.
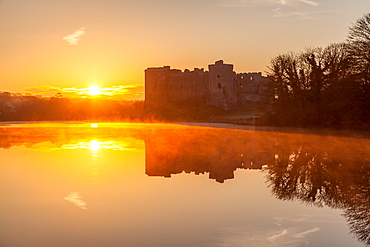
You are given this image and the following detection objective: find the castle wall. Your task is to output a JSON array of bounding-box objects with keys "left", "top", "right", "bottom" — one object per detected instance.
[
  {"left": 168, "top": 68, "right": 208, "bottom": 102},
  {"left": 236, "top": 72, "right": 271, "bottom": 104}
]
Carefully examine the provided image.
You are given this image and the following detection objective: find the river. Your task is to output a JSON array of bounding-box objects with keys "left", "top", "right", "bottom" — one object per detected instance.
[{"left": 0, "top": 122, "right": 369, "bottom": 247}]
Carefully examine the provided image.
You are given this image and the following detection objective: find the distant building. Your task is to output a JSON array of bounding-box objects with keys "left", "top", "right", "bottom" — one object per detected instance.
[{"left": 145, "top": 60, "right": 272, "bottom": 110}]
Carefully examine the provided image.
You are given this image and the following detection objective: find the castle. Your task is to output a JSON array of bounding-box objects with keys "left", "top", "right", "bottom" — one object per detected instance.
[{"left": 145, "top": 60, "right": 271, "bottom": 110}]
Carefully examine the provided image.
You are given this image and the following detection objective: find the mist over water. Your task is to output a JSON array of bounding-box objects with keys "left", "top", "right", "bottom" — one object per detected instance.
[{"left": 0, "top": 123, "right": 368, "bottom": 247}]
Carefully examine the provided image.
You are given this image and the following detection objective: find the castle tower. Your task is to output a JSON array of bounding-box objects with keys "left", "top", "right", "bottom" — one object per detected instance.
[
  {"left": 207, "top": 60, "right": 238, "bottom": 110},
  {"left": 145, "top": 66, "right": 171, "bottom": 107}
]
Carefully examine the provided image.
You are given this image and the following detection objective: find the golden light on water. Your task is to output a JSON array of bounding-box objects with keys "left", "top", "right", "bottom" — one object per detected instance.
[
  {"left": 2, "top": 123, "right": 370, "bottom": 247},
  {"left": 91, "top": 123, "right": 99, "bottom": 128},
  {"left": 60, "top": 139, "right": 142, "bottom": 152},
  {"left": 89, "top": 140, "right": 100, "bottom": 152}
]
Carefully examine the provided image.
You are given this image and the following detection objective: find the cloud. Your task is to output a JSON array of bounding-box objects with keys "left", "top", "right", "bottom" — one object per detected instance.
[
  {"left": 277, "top": 0, "right": 319, "bottom": 6},
  {"left": 267, "top": 229, "right": 288, "bottom": 241},
  {"left": 222, "top": 0, "right": 321, "bottom": 18},
  {"left": 220, "top": 0, "right": 280, "bottom": 8},
  {"left": 280, "top": 0, "right": 288, "bottom": 5},
  {"left": 99, "top": 84, "right": 144, "bottom": 100},
  {"left": 63, "top": 27, "right": 86, "bottom": 45},
  {"left": 273, "top": 0, "right": 320, "bottom": 17},
  {"left": 273, "top": 7, "right": 307, "bottom": 18},
  {"left": 23, "top": 85, "right": 61, "bottom": 95},
  {"left": 22, "top": 84, "right": 145, "bottom": 100},
  {"left": 299, "top": 0, "right": 319, "bottom": 6},
  {"left": 294, "top": 227, "right": 320, "bottom": 238},
  {"left": 221, "top": 0, "right": 319, "bottom": 7},
  {"left": 273, "top": 9, "right": 337, "bottom": 19}
]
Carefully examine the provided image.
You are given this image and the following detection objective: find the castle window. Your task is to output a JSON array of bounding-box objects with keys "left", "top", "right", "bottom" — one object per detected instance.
[
  {"left": 250, "top": 77, "right": 253, "bottom": 81},
  {"left": 217, "top": 74, "right": 221, "bottom": 79},
  {"left": 218, "top": 83, "right": 222, "bottom": 89}
]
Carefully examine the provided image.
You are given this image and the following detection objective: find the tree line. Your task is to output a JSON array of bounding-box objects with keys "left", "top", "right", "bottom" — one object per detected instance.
[
  {"left": 0, "top": 92, "right": 145, "bottom": 121},
  {"left": 268, "top": 13, "right": 370, "bottom": 129}
]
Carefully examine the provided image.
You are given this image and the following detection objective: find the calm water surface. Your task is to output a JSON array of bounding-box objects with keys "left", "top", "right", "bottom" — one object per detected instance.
[{"left": 0, "top": 123, "right": 369, "bottom": 247}]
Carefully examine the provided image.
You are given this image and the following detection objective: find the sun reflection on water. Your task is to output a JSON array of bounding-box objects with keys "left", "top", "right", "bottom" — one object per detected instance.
[
  {"left": 90, "top": 140, "right": 100, "bottom": 152},
  {"left": 61, "top": 139, "right": 141, "bottom": 152}
]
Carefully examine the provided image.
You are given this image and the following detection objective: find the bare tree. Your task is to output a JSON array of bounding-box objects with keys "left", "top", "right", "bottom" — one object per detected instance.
[
  {"left": 268, "top": 43, "right": 351, "bottom": 125},
  {"left": 347, "top": 13, "right": 370, "bottom": 81}
]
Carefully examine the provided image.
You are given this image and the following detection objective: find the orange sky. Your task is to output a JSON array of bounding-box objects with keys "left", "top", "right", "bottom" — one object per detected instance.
[{"left": 0, "top": 0, "right": 369, "bottom": 100}]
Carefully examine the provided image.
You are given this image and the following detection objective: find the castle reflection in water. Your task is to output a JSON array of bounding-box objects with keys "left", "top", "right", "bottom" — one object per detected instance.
[
  {"left": 144, "top": 128, "right": 273, "bottom": 183},
  {"left": 143, "top": 125, "right": 370, "bottom": 245}
]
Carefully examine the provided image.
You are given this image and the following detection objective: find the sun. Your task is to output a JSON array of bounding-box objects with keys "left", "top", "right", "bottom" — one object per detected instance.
[{"left": 88, "top": 85, "right": 101, "bottom": 96}]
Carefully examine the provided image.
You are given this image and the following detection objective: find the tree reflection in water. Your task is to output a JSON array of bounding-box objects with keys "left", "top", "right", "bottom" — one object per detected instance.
[{"left": 266, "top": 142, "right": 370, "bottom": 245}]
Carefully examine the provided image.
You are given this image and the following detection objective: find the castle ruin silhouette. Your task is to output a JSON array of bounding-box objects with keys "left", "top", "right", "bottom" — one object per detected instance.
[{"left": 145, "top": 60, "right": 272, "bottom": 110}]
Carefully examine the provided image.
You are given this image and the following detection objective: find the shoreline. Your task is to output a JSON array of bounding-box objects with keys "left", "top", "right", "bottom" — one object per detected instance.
[{"left": 1, "top": 120, "right": 369, "bottom": 139}]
